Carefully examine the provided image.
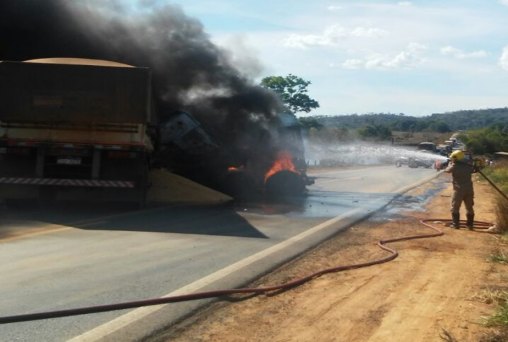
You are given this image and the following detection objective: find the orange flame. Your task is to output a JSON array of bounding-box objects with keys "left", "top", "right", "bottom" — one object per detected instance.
[{"left": 264, "top": 151, "right": 298, "bottom": 183}]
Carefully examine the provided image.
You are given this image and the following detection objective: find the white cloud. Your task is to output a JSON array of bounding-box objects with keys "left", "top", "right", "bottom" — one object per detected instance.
[
  {"left": 397, "top": 1, "right": 412, "bottom": 6},
  {"left": 440, "top": 46, "right": 488, "bottom": 59},
  {"left": 284, "top": 24, "right": 387, "bottom": 49},
  {"left": 499, "top": 0, "right": 508, "bottom": 6},
  {"left": 342, "top": 59, "right": 364, "bottom": 69},
  {"left": 342, "top": 42, "right": 426, "bottom": 70},
  {"left": 500, "top": 46, "right": 508, "bottom": 70},
  {"left": 327, "top": 5, "right": 343, "bottom": 11},
  {"left": 350, "top": 27, "right": 387, "bottom": 38}
]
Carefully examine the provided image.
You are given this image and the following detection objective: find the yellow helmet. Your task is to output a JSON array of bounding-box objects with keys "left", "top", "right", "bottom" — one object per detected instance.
[{"left": 450, "top": 150, "right": 464, "bottom": 161}]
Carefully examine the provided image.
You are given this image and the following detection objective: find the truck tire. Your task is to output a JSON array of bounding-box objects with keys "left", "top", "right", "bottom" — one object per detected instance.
[{"left": 265, "top": 170, "right": 306, "bottom": 198}]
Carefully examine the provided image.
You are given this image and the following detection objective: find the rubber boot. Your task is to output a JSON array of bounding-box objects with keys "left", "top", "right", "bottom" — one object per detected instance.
[
  {"left": 466, "top": 214, "right": 474, "bottom": 230},
  {"left": 450, "top": 213, "right": 460, "bottom": 229}
]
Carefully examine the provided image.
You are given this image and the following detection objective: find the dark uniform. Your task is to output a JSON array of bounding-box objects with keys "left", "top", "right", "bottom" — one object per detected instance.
[{"left": 445, "top": 160, "right": 475, "bottom": 228}]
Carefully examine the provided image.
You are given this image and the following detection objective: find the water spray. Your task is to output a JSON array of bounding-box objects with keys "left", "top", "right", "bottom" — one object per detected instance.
[{"left": 304, "top": 142, "right": 448, "bottom": 167}]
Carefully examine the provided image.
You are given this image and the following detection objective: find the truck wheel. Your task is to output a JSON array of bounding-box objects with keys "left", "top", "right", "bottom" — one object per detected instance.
[{"left": 265, "top": 170, "right": 305, "bottom": 198}]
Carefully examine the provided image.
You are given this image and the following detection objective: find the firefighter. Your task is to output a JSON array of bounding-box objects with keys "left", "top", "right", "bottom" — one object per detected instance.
[{"left": 444, "top": 150, "right": 476, "bottom": 229}]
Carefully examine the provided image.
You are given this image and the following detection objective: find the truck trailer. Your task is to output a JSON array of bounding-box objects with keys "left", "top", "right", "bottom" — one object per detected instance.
[{"left": 0, "top": 58, "right": 155, "bottom": 207}]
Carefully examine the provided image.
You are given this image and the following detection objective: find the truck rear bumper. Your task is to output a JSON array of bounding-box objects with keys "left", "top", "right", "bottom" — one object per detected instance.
[{"left": 0, "top": 177, "right": 135, "bottom": 188}]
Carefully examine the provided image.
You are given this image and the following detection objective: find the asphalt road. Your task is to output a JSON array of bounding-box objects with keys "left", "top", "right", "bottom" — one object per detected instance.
[{"left": 0, "top": 165, "right": 439, "bottom": 341}]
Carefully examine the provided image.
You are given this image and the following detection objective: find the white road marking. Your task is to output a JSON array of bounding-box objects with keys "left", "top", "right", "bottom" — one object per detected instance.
[{"left": 68, "top": 207, "right": 365, "bottom": 342}]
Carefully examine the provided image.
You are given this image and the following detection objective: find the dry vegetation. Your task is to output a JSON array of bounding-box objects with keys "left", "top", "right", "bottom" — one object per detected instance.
[{"left": 391, "top": 131, "right": 451, "bottom": 146}]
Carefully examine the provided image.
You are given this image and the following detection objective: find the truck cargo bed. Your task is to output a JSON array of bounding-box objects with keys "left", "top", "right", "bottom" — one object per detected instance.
[{"left": 0, "top": 60, "right": 152, "bottom": 124}]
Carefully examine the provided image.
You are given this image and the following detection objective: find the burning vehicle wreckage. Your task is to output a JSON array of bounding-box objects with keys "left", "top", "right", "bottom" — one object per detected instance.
[
  {"left": 0, "top": 1, "right": 314, "bottom": 206},
  {"left": 156, "top": 111, "right": 314, "bottom": 201}
]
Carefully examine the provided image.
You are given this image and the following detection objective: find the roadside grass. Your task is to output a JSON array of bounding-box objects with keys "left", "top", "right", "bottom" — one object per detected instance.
[
  {"left": 495, "top": 195, "right": 508, "bottom": 237},
  {"left": 476, "top": 281, "right": 508, "bottom": 341},
  {"left": 485, "top": 300, "right": 508, "bottom": 327},
  {"left": 475, "top": 288, "right": 508, "bottom": 326},
  {"left": 482, "top": 295, "right": 508, "bottom": 342},
  {"left": 479, "top": 328, "right": 508, "bottom": 342},
  {"left": 489, "top": 250, "right": 508, "bottom": 264},
  {"left": 474, "top": 288, "right": 508, "bottom": 306},
  {"left": 481, "top": 161, "right": 508, "bottom": 342},
  {"left": 481, "top": 162, "right": 508, "bottom": 235}
]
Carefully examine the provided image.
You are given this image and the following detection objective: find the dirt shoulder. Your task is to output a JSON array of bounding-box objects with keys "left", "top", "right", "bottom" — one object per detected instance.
[{"left": 152, "top": 173, "right": 508, "bottom": 342}]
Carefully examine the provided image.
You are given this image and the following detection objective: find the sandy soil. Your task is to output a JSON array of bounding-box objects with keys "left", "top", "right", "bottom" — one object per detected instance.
[
  {"left": 152, "top": 173, "right": 508, "bottom": 342},
  {"left": 148, "top": 169, "right": 232, "bottom": 205}
]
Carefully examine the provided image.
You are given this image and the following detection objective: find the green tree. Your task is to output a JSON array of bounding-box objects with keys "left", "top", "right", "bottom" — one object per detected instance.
[
  {"left": 357, "top": 124, "right": 392, "bottom": 141},
  {"left": 427, "top": 120, "right": 451, "bottom": 133},
  {"left": 299, "top": 117, "right": 323, "bottom": 130},
  {"left": 460, "top": 124, "right": 508, "bottom": 155},
  {"left": 261, "top": 74, "right": 320, "bottom": 114}
]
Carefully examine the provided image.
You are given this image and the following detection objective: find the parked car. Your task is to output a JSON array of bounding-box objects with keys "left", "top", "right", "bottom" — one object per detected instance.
[{"left": 416, "top": 142, "right": 437, "bottom": 153}]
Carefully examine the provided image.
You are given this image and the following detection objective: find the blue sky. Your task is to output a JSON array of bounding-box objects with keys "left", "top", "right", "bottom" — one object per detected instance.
[{"left": 133, "top": 1, "right": 508, "bottom": 117}]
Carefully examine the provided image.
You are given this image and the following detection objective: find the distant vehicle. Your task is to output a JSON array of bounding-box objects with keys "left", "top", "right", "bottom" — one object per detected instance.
[
  {"left": 444, "top": 140, "right": 456, "bottom": 149},
  {"left": 436, "top": 144, "right": 451, "bottom": 156},
  {"left": 416, "top": 142, "right": 437, "bottom": 153}
]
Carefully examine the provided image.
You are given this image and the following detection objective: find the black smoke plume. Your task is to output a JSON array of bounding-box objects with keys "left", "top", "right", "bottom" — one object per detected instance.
[{"left": 0, "top": 0, "right": 290, "bottom": 192}]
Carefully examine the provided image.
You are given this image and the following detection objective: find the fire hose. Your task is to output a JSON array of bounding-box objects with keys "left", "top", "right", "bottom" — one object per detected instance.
[
  {"left": 0, "top": 218, "right": 495, "bottom": 325},
  {"left": 478, "top": 169, "right": 508, "bottom": 202}
]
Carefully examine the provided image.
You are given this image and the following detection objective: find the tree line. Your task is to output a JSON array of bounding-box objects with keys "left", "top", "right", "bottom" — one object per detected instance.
[
  {"left": 299, "top": 110, "right": 507, "bottom": 154},
  {"left": 299, "top": 108, "right": 508, "bottom": 133}
]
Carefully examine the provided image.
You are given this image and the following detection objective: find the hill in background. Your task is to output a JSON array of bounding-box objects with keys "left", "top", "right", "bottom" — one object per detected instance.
[{"left": 301, "top": 107, "right": 508, "bottom": 132}]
